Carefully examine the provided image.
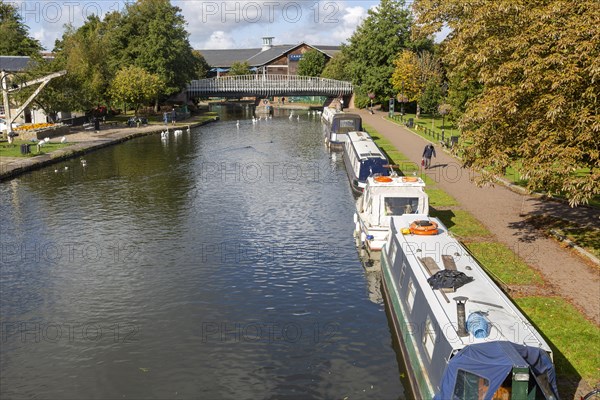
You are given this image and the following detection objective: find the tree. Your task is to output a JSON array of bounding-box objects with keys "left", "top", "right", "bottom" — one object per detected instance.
[
  {"left": 109, "top": 0, "right": 199, "bottom": 99},
  {"left": 320, "top": 51, "right": 350, "bottom": 81},
  {"left": 343, "top": 0, "right": 431, "bottom": 108},
  {"left": 108, "top": 65, "right": 162, "bottom": 115},
  {"left": 413, "top": 0, "right": 600, "bottom": 205},
  {"left": 192, "top": 50, "right": 210, "bottom": 79},
  {"left": 228, "top": 61, "right": 251, "bottom": 76},
  {"left": 0, "top": 2, "right": 43, "bottom": 56},
  {"left": 297, "top": 49, "right": 326, "bottom": 77},
  {"left": 16, "top": 58, "right": 79, "bottom": 122},
  {"left": 391, "top": 50, "right": 442, "bottom": 118},
  {"left": 52, "top": 17, "right": 113, "bottom": 111}
]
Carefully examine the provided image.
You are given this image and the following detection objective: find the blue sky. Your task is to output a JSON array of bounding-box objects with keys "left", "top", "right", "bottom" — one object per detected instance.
[{"left": 10, "top": 0, "right": 386, "bottom": 51}]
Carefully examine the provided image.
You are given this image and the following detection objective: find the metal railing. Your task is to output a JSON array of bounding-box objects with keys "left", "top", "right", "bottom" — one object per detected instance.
[{"left": 187, "top": 75, "right": 353, "bottom": 98}]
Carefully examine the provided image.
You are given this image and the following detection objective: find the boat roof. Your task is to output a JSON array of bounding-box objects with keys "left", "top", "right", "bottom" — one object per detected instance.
[
  {"left": 365, "top": 175, "right": 426, "bottom": 190},
  {"left": 387, "top": 214, "right": 552, "bottom": 354},
  {"left": 347, "top": 131, "right": 386, "bottom": 159}
]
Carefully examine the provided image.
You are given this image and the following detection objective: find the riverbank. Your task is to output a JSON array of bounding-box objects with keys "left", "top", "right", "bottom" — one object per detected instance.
[
  {"left": 358, "top": 109, "right": 599, "bottom": 399},
  {"left": 0, "top": 115, "right": 218, "bottom": 182}
]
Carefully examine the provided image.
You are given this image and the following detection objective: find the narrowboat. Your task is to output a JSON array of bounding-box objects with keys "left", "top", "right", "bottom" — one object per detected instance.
[
  {"left": 381, "top": 214, "right": 559, "bottom": 400},
  {"left": 342, "top": 131, "right": 390, "bottom": 194},
  {"left": 321, "top": 107, "right": 362, "bottom": 149},
  {"left": 354, "top": 173, "right": 428, "bottom": 257}
]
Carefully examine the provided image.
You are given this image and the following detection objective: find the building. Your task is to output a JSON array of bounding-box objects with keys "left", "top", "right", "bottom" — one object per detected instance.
[
  {"left": 0, "top": 55, "right": 61, "bottom": 124},
  {"left": 200, "top": 37, "right": 340, "bottom": 77}
]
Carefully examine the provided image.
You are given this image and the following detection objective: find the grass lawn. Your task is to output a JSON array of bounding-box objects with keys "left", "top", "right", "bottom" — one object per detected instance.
[
  {"left": 430, "top": 208, "right": 491, "bottom": 239},
  {"left": 465, "top": 242, "right": 544, "bottom": 286},
  {"left": 516, "top": 296, "right": 600, "bottom": 384},
  {"left": 0, "top": 139, "right": 72, "bottom": 158}
]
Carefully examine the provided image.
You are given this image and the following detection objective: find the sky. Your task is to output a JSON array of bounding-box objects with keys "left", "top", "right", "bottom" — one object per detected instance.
[{"left": 10, "top": 0, "right": 387, "bottom": 51}]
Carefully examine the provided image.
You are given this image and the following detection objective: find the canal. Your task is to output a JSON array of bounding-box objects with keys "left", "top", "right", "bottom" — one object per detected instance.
[{"left": 0, "top": 107, "right": 406, "bottom": 399}]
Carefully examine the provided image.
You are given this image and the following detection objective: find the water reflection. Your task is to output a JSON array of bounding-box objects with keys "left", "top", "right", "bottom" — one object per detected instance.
[{"left": 0, "top": 106, "right": 405, "bottom": 399}]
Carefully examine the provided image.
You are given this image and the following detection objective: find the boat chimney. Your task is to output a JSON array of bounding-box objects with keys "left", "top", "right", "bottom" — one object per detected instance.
[
  {"left": 454, "top": 296, "right": 469, "bottom": 337},
  {"left": 261, "top": 36, "right": 274, "bottom": 51}
]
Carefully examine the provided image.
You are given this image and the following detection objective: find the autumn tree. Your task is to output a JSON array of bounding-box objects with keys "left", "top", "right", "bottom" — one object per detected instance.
[
  {"left": 391, "top": 50, "right": 442, "bottom": 118},
  {"left": 297, "top": 49, "right": 326, "bottom": 77},
  {"left": 0, "top": 2, "right": 43, "bottom": 56},
  {"left": 108, "top": 65, "right": 162, "bottom": 115},
  {"left": 413, "top": 0, "right": 599, "bottom": 204}
]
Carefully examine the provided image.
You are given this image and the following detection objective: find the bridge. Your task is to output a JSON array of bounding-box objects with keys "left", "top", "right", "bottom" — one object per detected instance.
[{"left": 187, "top": 75, "right": 353, "bottom": 99}]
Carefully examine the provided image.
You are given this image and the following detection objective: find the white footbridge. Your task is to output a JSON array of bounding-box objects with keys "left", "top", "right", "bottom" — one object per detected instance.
[{"left": 187, "top": 75, "right": 353, "bottom": 98}]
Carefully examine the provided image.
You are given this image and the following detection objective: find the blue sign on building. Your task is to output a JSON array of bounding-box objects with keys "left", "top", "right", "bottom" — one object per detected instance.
[{"left": 288, "top": 54, "right": 303, "bottom": 61}]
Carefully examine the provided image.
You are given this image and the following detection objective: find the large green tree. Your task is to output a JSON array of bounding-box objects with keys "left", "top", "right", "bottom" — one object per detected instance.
[
  {"left": 320, "top": 50, "right": 350, "bottom": 81},
  {"left": 413, "top": 0, "right": 599, "bottom": 205},
  {"left": 109, "top": 0, "right": 199, "bottom": 98},
  {"left": 52, "top": 17, "right": 113, "bottom": 110},
  {"left": 0, "top": 1, "right": 43, "bottom": 56},
  {"left": 297, "top": 49, "right": 326, "bottom": 77},
  {"left": 343, "top": 0, "right": 430, "bottom": 108}
]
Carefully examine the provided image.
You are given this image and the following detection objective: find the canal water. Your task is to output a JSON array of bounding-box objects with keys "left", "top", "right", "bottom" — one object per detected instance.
[{"left": 0, "top": 107, "right": 406, "bottom": 399}]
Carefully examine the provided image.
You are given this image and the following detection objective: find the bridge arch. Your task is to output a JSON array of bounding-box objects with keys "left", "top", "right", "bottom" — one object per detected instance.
[{"left": 187, "top": 75, "right": 353, "bottom": 98}]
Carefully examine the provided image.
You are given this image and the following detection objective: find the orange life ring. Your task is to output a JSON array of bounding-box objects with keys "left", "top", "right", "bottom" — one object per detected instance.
[
  {"left": 374, "top": 176, "right": 393, "bottom": 183},
  {"left": 409, "top": 220, "right": 439, "bottom": 235},
  {"left": 402, "top": 176, "right": 418, "bottom": 182}
]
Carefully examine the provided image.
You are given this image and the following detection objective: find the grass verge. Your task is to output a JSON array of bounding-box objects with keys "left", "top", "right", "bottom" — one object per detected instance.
[
  {"left": 0, "top": 139, "right": 72, "bottom": 158},
  {"left": 466, "top": 242, "right": 544, "bottom": 286},
  {"left": 516, "top": 296, "right": 600, "bottom": 384}
]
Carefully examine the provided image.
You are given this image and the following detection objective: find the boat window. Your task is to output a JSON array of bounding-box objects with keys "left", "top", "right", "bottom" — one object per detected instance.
[
  {"left": 383, "top": 197, "right": 420, "bottom": 215},
  {"left": 399, "top": 262, "right": 406, "bottom": 287},
  {"left": 406, "top": 279, "right": 415, "bottom": 313},
  {"left": 338, "top": 119, "right": 359, "bottom": 133},
  {"left": 453, "top": 369, "right": 490, "bottom": 400},
  {"left": 389, "top": 239, "right": 397, "bottom": 266},
  {"left": 422, "top": 316, "right": 436, "bottom": 360}
]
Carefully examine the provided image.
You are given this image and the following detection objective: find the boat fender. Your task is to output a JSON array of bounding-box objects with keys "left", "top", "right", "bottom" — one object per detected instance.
[
  {"left": 360, "top": 232, "right": 366, "bottom": 243},
  {"left": 353, "top": 213, "right": 358, "bottom": 224},
  {"left": 355, "top": 222, "right": 360, "bottom": 234},
  {"left": 466, "top": 312, "right": 490, "bottom": 338}
]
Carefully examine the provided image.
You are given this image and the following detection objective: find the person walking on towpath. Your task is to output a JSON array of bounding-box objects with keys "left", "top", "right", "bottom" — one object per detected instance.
[
  {"left": 422, "top": 143, "right": 436, "bottom": 169},
  {"left": 171, "top": 108, "right": 177, "bottom": 125}
]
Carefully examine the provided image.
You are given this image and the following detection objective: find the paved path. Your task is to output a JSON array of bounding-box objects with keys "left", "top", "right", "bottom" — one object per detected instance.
[{"left": 357, "top": 108, "right": 600, "bottom": 326}]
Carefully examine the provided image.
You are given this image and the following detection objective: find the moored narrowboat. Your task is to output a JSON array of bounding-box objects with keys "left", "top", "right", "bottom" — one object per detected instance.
[
  {"left": 342, "top": 131, "right": 390, "bottom": 194},
  {"left": 381, "top": 215, "right": 559, "bottom": 400},
  {"left": 322, "top": 107, "right": 362, "bottom": 149},
  {"left": 354, "top": 174, "right": 428, "bottom": 257}
]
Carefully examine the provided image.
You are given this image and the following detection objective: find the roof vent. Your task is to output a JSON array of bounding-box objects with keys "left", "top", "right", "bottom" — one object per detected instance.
[{"left": 261, "top": 37, "right": 274, "bottom": 51}]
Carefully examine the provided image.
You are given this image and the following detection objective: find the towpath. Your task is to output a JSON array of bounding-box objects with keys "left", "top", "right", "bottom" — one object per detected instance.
[{"left": 357, "top": 108, "right": 600, "bottom": 326}]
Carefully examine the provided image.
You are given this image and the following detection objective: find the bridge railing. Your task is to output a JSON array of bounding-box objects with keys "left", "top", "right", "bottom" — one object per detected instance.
[{"left": 187, "top": 74, "right": 353, "bottom": 97}]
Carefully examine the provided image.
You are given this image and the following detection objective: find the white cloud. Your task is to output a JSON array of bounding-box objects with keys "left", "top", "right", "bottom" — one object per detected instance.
[{"left": 200, "top": 30, "right": 237, "bottom": 49}]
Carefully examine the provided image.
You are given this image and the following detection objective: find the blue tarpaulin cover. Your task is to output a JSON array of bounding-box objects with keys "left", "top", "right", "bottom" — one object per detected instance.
[{"left": 434, "top": 341, "right": 559, "bottom": 400}]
